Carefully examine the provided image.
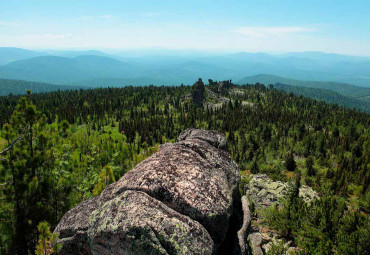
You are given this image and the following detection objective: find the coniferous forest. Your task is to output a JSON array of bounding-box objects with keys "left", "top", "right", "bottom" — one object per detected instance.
[{"left": 0, "top": 81, "right": 369, "bottom": 254}]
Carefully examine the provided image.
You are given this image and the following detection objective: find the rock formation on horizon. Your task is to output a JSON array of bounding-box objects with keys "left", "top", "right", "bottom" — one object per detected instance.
[
  {"left": 218, "top": 80, "right": 233, "bottom": 92},
  {"left": 192, "top": 78, "right": 206, "bottom": 106},
  {"left": 54, "top": 129, "right": 241, "bottom": 255}
]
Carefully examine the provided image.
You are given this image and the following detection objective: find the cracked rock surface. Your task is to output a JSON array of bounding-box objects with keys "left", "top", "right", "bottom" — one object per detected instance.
[{"left": 54, "top": 128, "right": 240, "bottom": 255}]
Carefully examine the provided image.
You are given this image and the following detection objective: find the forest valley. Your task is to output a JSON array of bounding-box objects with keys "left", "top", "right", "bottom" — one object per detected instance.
[{"left": 0, "top": 79, "right": 369, "bottom": 254}]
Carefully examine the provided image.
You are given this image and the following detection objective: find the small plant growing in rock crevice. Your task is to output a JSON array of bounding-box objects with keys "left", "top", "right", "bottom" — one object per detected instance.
[{"left": 239, "top": 176, "right": 251, "bottom": 196}]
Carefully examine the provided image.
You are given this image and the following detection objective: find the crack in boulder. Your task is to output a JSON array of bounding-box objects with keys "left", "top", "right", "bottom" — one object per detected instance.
[{"left": 54, "top": 129, "right": 241, "bottom": 255}]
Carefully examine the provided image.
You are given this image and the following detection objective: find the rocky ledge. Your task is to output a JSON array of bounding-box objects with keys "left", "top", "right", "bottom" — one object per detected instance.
[
  {"left": 241, "top": 174, "right": 318, "bottom": 254},
  {"left": 54, "top": 129, "right": 241, "bottom": 255}
]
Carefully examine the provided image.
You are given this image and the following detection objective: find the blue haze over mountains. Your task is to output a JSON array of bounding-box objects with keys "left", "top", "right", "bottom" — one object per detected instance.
[{"left": 1, "top": 47, "right": 370, "bottom": 88}]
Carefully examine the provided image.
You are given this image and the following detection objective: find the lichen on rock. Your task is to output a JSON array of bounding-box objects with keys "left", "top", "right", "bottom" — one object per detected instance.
[
  {"left": 54, "top": 128, "right": 241, "bottom": 255},
  {"left": 88, "top": 190, "right": 214, "bottom": 255}
]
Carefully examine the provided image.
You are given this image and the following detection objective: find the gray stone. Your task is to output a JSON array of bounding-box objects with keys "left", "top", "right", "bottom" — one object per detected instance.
[
  {"left": 245, "top": 174, "right": 318, "bottom": 211},
  {"left": 247, "top": 233, "right": 263, "bottom": 255},
  {"left": 237, "top": 196, "right": 252, "bottom": 255},
  {"left": 262, "top": 242, "right": 272, "bottom": 254},
  {"left": 55, "top": 129, "right": 240, "bottom": 255},
  {"left": 177, "top": 128, "right": 228, "bottom": 151},
  {"left": 287, "top": 246, "right": 301, "bottom": 254},
  {"left": 88, "top": 190, "right": 214, "bottom": 255},
  {"left": 54, "top": 196, "right": 99, "bottom": 254},
  {"left": 257, "top": 189, "right": 267, "bottom": 198}
]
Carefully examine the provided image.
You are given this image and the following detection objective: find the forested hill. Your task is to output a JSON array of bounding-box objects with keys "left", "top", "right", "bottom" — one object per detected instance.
[
  {"left": 274, "top": 83, "right": 370, "bottom": 113},
  {"left": 0, "top": 82, "right": 369, "bottom": 254},
  {"left": 0, "top": 78, "right": 85, "bottom": 96},
  {"left": 238, "top": 74, "right": 370, "bottom": 113},
  {"left": 238, "top": 74, "right": 370, "bottom": 98},
  {"left": 239, "top": 74, "right": 370, "bottom": 98}
]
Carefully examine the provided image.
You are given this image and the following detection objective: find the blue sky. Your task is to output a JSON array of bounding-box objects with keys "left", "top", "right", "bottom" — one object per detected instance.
[{"left": 1, "top": 0, "right": 370, "bottom": 55}]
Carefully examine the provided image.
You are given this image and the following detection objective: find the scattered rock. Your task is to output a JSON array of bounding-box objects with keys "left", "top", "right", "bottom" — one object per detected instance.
[
  {"left": 262, "top": 242, "right": 272, "bottom": 253},
  {"left": 241, "top": 174, "right": 318, "bottom": 254},
  {"left": 245, "top": 174, "right": 318, "bottom": 210},
  {"left": 204, "top": 88, "right": 229, "bottom": 109},
  {"left": 287, "top": 246, "right": 301, "bottom": 254}
]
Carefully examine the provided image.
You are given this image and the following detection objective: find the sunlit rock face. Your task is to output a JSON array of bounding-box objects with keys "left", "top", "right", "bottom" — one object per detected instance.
[{"left": 54, "top": 128, "right": 241, "bottom": 255}]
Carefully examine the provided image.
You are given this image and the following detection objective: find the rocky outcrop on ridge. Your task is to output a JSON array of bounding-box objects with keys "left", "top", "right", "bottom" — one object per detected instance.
[
  {"left": 192, "top": 78, "right": 206, "bottom": 106},
  {"left": 218, "top": 80, "right": 234, "bottom": 92},
  {"left": 54, "top": 128, "right": 241, "bottom": 255}
]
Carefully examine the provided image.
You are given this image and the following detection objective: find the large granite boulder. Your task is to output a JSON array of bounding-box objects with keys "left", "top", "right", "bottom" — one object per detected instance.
[
  {"left": 55, "top": 129, "right": 241, "bottom": 255},
  {"left": 54, "top": 197, "right": 98, "bottom": 255},
  {"left": 177, "top": 128, "right": 228, "bottom": 150},
  {"left": 88, "top": 190, "right": 213, "bottom": 255}
]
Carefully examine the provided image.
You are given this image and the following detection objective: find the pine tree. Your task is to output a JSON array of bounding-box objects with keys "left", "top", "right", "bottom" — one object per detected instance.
[
  {"left": 287, "top": 170, "right": 302, "bottom": 239},
  {"left": 285, "top": 151, "right": 297, "bottom": 172},
  {"left": 250, "top": 157, "right": 259, "bottom": 174},
  {"left": 0, "top": 95, "right": 56, "bottom": 253},
  {"left": 305, "top": 156, "right": 315, "bottom": 176},
  {"left": 93, "top": 165, "right": 116, "bottom": 196},
  {"left": 35, "top": 221, "right": 61, "bottom": 255}
]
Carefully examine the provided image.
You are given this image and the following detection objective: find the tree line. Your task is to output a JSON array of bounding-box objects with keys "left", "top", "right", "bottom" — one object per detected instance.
[{"left": 0, "top": 82, "right": 369, "bottom": 254}]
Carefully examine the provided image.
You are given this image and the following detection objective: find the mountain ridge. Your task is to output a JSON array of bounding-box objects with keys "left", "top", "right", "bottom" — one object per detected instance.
[
  {"left": 0, "top": 78, "right": 86, "bottom": 96},
  {"left": 1, "top": 47, "right": 370, "bottom": 87},
  {"left": 238, "top": 74, "right": 370, "bottom": 98}
]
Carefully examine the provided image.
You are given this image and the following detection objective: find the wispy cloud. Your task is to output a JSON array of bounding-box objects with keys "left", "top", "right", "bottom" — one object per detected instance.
[
  {"left": 236, "top": 26, "right": 316, "bottom": 37},
  {"left": 42, "top": 33, "right": 73, "bottom": 39},
  {"left": 142, "top": 12, "right": 168, "bottom": 17},
  {"left": 100, "top": 15, "right": 115, "bottom": 19},
  {"left": 0, "top": 21, "right": 21, "bottom": 27},
  {"left": 77, "top": 16, "right": 95, "bottom": 21},
  {"left": 77, "top": 15, "right": 116, "bottom": 21}
]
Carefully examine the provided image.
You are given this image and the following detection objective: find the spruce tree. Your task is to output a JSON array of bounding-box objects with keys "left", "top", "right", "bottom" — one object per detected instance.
[
  {"left": 305, "top": 156, "right": 315, "bottom": 176},
  {"left": 285, "top": 151, "right": 297, "bottom": 172}
]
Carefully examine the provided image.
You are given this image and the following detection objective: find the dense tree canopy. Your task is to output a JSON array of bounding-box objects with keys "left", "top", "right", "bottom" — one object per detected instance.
[{"left": 0, "top": 82, "right": 369, "bottom": 254}]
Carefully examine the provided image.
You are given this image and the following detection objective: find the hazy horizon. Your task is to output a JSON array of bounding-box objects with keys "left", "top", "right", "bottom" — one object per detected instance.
[
  {"left": 3, "top": 47, "right": 370, "bottom": 59},
  {"left": 1, "top": 0, "right": 370, "bottom": 56}
]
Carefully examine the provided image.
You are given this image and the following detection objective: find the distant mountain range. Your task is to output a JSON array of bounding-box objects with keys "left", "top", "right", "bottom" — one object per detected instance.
[
  {"left": 1, "top": 47, "right": 370, "bottom": 87},
  {"left": 0, "top": 48, "right": 46, "bottom": 65},
  {"left": 0, "top": 55, "right": 141, "bottom": 85},
  {"left": 237, "top": 74, "right": 370, "bottom": 98},
  {"left": 0, "top": 47, "right": 369, "bottom": 112},
  {"left": 0, "top": 79, "right": 84, "bottom": 96}
]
